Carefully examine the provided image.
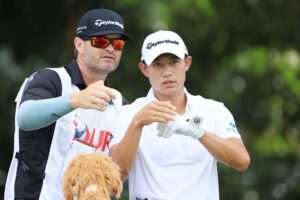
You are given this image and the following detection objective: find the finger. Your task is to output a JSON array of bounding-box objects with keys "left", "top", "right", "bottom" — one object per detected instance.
[
  {"left": 159, "top": 112, "right": 176, "bottom": 122},
  {"left": 157, "top": 107, "right": 177, "bottom": 121},
  {"left": 102, "top": 87, "right": 117, "bottom": 100},
  {"left": 155, "top": 101, "right": 177, "bottom": 112},
  {"left": 158, "top": 126, "right": 169, "bottom": 137},
  {"left": 96, "top": 92, "right": 114, "bottom": 103},
  {"left": 166, "top": 121, "right": 176, "bottom": 138},
  {"left": 151, "top": 115, "right": 173, "bottom": 124},
  {"left": 95, "top": 103, "right": 106, "bottom": 111},
  {"left": 157, "top": 122, "right": 173, "bottom": 138},
  {"left": 94, "top": 81, "right": 117, "bottom": 100},
  {"left": 89, "top": 87, "right": 115, "bottom": 103},
  {"left": 92, "top": 97, "right": 109, "bottom": 107},
  {"left": 144, "top": 107, "right": 176, "bottom": 123},
  {"left": 148, "top": 102, "right": 177, "bottom": 119},
  {"left": 162, "top": 124, "right": 175, "bottom": 138},
  {"left": 94, "top": 101, "right": 108, "bottom": 111},
  {"left": 157, "top": 123, "right": 166, "bottom": 137},
  {"left": 157, "top": 123, "right": 165, "bottom": 131}
]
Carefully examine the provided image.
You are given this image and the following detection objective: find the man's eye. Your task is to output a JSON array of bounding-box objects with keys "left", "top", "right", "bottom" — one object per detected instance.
[{"left": 171, "top": 59, "right": 179, "bottom": 64}]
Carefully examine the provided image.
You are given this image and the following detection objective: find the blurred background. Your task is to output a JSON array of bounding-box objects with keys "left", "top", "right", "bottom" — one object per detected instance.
[{"left": 0, "top": 0, "right": 300, "bottom": 199}]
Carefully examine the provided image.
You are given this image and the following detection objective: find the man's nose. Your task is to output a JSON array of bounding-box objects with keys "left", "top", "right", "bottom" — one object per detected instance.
[
  {"left": 163, "top": 66, "right": 172, "bottom": 77},
  {"left": 105, "top": 43, "right": 114, "bottom": 52}
]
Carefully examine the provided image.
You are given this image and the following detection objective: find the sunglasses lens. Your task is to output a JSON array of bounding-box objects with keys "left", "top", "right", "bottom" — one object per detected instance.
[
  {"left": 91, "top": 37, "right": 110, "bottom": 48},
  {"left": 90, "top": 37, "right": 125, "bottom": 50},
  {"left": 112, "top": 40, "right": 125, "bottom": 50}
]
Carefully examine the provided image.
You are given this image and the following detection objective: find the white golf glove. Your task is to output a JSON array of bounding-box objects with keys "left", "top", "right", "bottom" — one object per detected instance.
[{"left": 157, "top": 115, "right": 205, "bottom": 139}]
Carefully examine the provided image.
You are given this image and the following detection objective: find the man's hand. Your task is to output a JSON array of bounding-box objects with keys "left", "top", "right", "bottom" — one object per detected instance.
[
  {"left": 70, "top": 80, "right": 116, "bottom": 111},
  {"left": 132, "top": 101, "right": 177, "bottom": 129},
  {"left": 157, "top": 115, "right": 205, "bottom": 139}
]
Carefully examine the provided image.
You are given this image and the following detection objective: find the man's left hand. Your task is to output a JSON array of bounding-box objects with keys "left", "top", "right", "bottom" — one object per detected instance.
[{"left": 157, "top": 115, "right": 205, "bottom": 140}]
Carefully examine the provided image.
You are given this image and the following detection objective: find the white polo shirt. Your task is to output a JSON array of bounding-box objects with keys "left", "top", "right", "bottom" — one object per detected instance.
[{"left": 110, "top": 88, "right": 241, "bottom": 200}]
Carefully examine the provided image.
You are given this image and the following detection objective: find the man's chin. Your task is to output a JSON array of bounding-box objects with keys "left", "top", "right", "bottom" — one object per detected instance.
[
  {"left": 100, "top": 64, "right": 118, "bottom": 72},
  {"left": 159, "top": 88, "right": 178, "bottom": 96}
]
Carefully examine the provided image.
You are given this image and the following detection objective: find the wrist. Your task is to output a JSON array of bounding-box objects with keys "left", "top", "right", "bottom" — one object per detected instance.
[
  {"left": 195, "top": 128, "right": 205, "bottom": 140},
  {"left": 131, "top": 117, "right": 144, "bottom": 130},
  {"left": 70, "top": 92, "right": 80, "bottom": 109}
]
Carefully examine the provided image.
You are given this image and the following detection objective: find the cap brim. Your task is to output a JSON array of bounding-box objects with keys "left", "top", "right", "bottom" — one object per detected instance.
[
  {"left": 143, "top": 48, "right": 186, "bottom": 65},
  {"left": 87, "top": 30, "right": 133, "bottom": 40}
]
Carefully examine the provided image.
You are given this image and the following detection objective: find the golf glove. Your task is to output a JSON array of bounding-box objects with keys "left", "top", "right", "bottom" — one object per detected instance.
[{"left": 157, "top": 115, "right": 205, "bottom": 139}]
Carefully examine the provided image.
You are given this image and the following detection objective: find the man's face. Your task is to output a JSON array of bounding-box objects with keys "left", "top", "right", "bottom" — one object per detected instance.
[
  {"left": 77, "top": 34, "right": 124, "bottom": 75},
  {"left": 140, "top": 53, "right": 192, "bottom": 99}
]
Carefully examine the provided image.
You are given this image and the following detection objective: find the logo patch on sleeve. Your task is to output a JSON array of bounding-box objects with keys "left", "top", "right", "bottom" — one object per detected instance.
[{"left": 226, "top": 122, "right": 238, "bottom": 132}]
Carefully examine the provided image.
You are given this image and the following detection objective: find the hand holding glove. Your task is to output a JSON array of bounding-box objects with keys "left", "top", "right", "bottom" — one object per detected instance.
[{"left": 157, "top": 115, "right": 205, "bottom": 139}]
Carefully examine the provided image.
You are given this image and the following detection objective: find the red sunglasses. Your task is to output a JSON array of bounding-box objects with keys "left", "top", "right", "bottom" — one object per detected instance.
[{"left": 88, "top": 36, "right": 125, "bottom": 50}]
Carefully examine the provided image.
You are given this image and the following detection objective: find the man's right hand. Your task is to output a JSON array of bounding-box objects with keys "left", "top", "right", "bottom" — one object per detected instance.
[
  {"left": 70, "top": 80, "right": 116, "bottom": 111},
  {"left": 132, "top": 101, "right": 177, "bottom": 129}
]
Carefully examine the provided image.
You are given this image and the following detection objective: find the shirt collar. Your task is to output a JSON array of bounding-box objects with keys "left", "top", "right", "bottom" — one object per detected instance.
[
  {"left": 64, "top": 59, "right": 109, "bottom": 90},
  {"left": 64, "top": 59, "right": 86, "bottom": 90}
]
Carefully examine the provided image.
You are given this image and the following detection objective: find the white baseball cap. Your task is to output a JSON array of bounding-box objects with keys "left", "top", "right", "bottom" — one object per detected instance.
[{"left": 141, "top": 30, "right": 188, "bottom": 65}]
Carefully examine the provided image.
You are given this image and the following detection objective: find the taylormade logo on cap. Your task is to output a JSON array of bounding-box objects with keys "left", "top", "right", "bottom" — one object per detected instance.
[
  {"left": 146, "top": 39, "right": 179, "bottom": 50},
  {"left": 94, "top": 19, "right": 124, "bottom": 29},
  {"left": 141, "top": 30, "right": 188, "bottom": 65}
]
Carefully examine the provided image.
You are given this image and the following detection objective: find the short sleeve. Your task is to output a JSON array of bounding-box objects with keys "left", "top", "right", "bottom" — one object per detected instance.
[
  {"left": 214, "top": 104, "right": 241, "bottom": 139},
  {"left": 21, "top": 69, "right": 62, "bottom": 103}
]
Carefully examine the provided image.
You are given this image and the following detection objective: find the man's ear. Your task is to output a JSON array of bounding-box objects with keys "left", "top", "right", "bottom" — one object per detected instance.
[
  {"left": 74, "top": 37, "right": 84, "bottom": 54},
  {"left": 184, "top": 55, "right": 192, "bottom": 72},
  {"left": 139, "top": 62, "right": 149, "bottom": 77}
]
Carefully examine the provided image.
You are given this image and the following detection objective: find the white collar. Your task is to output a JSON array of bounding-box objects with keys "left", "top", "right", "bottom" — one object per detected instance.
[{"left": 146, "top": 87, "right": 195, "bottom": 115}]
